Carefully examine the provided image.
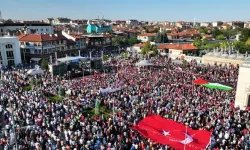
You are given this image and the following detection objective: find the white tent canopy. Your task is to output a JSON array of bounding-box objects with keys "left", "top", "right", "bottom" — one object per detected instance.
[
  {"left": 57, "top": 56, "right": 90, "bottom": 63},
  {"left": 135, "top": 59, "right": 154, "bottom": 66},
  {"left": 27, "top": 65, "right": 44, "bottom": 75}
]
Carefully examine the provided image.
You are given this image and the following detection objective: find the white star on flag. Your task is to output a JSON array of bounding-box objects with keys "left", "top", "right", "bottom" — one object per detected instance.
[{"left": 162, "top": 130, "right": 170, "bottom": 136}]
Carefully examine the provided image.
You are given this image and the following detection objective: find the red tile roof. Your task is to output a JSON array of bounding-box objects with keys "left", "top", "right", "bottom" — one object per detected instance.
[
  {"left": 157, "top": 43, "right": 198, "bottom": 51},
  {"left": 19, "top": 34, "right": 67, "bottom": 42},
  {"left": 133, "top": 43, "right": 144, "bottom": 48},
  {"left": 203, "top": 34, "right": 213, "bottom": 38},
  {"left": 138, "top": 33, "right": 156, "bottom": 37}
]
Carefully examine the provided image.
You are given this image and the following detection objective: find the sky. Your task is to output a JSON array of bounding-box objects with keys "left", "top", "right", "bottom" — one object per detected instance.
[{"left": 1, "top": 0, "right": 250, "bottom": 22}]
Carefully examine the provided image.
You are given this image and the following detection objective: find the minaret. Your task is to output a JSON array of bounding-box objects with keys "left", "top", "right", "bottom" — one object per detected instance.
[
  {"left": 193, "top": 17, "right": 196, "bottom": 27},
  {"left": 0, "top": 11, "right": 3, "bottom": 22}
]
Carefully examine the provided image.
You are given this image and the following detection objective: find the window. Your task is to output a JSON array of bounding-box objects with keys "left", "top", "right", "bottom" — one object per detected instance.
[
  {"left": 5, "top": 44, "right": 13, "bottom": 49},
  {"left": 0, "top": 29, "right": 3, "bottom": 32},
  {"left": 21, "top": 42, "right": 24, "bottom": 45},
  {"left": 6, "top": 51, "right": 14, "bottom": 58},
  {"left": 61, "top": 47, "right": 64, "bottom": 50},
  {"left": 7, "top": 59, "right": 15, "bottom": 67},
  {"left": 41, "top": 29, "right": 43, "bottom": 31},
  {"left": 46, "top": 29, "right": 49, "bottom": 31},
  {"left": 34, "top": 49, "right": 38, "bottom": 54}
]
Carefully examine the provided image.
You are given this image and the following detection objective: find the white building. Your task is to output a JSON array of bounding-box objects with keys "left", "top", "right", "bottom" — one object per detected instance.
[
  {"left": 62, "top": 30, "right": 86, "bottom": 49},
  {"left": 126, "top": 20, "right": 139, "bottom": 25},
  {"left": 132, "top": 43, "right": 144, "bottom": 53},
  {"left": 235, "top": 59, "right": 250, "bottom": 109},
  {"left": 200, "top": 22, "right": 211, "bottom": 27},
  {"left": 0, "top": 22, "right": 53, "bottom": 36},
  {"left": 0, "top": 37, "right": 21, "bottom": 66},
  {"left": 212, "top": 21, "right": 223, "bottom": 27},
  {"left": 137, "top": 33, "right": 155, "bottom": 43}
]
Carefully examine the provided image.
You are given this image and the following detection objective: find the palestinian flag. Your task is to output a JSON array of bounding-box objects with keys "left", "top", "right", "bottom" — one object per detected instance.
[{"left": 193, "top": 78, "right": 233, "bottom": 91}]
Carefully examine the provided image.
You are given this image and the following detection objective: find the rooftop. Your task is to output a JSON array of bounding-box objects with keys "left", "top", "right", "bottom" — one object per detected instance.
[
  {"left": 138, "top": 33, "right": 156, "bottom": 37},
  {"left": 157, "top": 43, "right": 198, "bottom": 51},
  {"left": 19, "top": 34, "right": 66, "bottom": 42}
]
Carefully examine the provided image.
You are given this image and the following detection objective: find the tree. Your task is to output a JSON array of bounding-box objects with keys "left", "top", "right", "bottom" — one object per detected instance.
[
  {"left": 141, "top": 41, "right": 158, "bottom": 56},
  {"left": 102, "top": 55, "right": 109, "bottom": 61},
  {"left": 202, "top": 38, "right": 208, "bottom": 45},
  {"left": 216, "top": 34, "right": 225, "bottom": 40},
  {"left": 155, "top": 31, "right": 168, "bottom": 43},
  {"left": 234, "top": 41, "right": 250, "bottom": 53},
  {"left": 193, "top": 38, "right": 202, "bottom": 48},
  {"left": 128, "top": 37, "right": 139, "bottom": 46},
  {"left": 155, "top": 32, "right": 162, "bottom": 43},
  {"left": 141, "top": 41, "right": 151, "bottom": 55},
  {"left": 183, "top": 59, "right": 188, "bottom": 68},
  {"left": 239, "top": 28, "right": 250, "bottom": 42},
  {"left": 41, "top": 58, "right": 48, "bottom": 70},
  {"left": 150, "top": 36, "right": 155, "bottom": 42},
  {"left": 212, "top": 27, "right": 223, "bottom": 38},
  {"left": 245, "top": 38, "right": 250, "bottom": 46},
  {"left": 153, "top": 27, "right": 160, "bottom": 33},
  {"left": 199, "top": 27, "right": 208, "bottom": 34},
  {"left": 161, "top": 31, "right": 168, "bottom": 43}
]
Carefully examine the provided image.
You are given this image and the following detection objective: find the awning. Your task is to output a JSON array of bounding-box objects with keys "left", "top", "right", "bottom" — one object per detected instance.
[{"left": 30, "top": 58, "right": 42, "bottom": 61}]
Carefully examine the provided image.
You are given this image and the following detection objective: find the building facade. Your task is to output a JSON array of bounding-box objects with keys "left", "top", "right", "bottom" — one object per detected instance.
[
  {"left": 137, "top": 33, "right": 155, "bottom": 42},
  {"left": 0, "top": 37, "right": 21, "bottom": 66},
  {"left": 235, "top": 60, "right": 250, "bottom": 109},
  {"left": 86, "top": 24, "right": 111, "bottom": 33},
  {"left": 62, "top": 30, "right": 86, "bottom": 49},
  {"left": 0, "top": 22, "right": 53, "bottom": 36},
  {"left": 19, "top": 34, "right": 68, "bottom": 62}
]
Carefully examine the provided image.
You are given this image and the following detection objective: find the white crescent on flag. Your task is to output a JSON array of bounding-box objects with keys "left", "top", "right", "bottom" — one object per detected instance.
[{"left": 162, "top": 130, "right": 193, "bottom": 144}]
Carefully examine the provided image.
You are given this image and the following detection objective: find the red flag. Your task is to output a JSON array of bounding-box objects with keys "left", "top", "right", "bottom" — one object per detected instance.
[
  {"left": 193, "top": 78, "right": 209, "bottom": 85},
  {"left": 131, "top": 115, "right": 211, "bottom": 150}
]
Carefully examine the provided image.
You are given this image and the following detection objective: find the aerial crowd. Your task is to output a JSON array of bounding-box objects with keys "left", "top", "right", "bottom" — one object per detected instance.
[{"left": 0, "top": 56, "right": 249, "bottom": 150}]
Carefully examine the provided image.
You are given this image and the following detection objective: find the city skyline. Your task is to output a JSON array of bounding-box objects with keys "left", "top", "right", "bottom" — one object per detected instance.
[{"left": 1, "top": 0, "right": 250, "bottom": 22}]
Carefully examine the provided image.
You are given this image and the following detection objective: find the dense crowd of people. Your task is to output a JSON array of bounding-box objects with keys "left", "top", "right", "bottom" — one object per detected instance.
[{"left": 0, "top": 56, "right": 249, "bottom": 150}]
